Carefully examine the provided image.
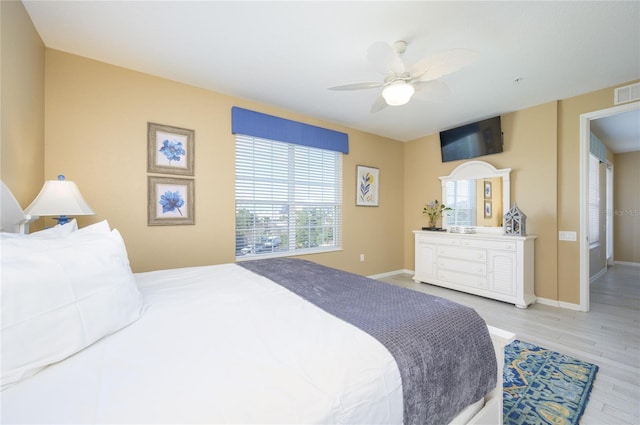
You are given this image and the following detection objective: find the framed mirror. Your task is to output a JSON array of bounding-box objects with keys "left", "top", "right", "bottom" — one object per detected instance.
[{"left": 440, "top": 160, "right": 511, "bottom": 233}]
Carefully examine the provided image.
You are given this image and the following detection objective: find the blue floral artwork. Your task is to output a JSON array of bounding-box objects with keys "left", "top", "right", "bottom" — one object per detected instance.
[
  {"left": 148, "top": 123, "right": 193, "bottom": 176},
  {"left": 159, "top": 139, "right": 186, "bottom": 164},
  {"left": 148, "top": 176, "right": 194, "bottom": 225},
  {"left": 159, "top": 190, "right": 185, "bottom": 216}
]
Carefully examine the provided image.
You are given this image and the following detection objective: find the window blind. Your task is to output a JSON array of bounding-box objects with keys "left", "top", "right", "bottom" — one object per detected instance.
[
  {"left": 445, "top": 179, "right": 476, "bottom": 226},
  {"left": 235, "top": 135, "right": 342, "bottom": 258},
  {"left": 590, "top": 133, "right": 606, "bottom": 163}
]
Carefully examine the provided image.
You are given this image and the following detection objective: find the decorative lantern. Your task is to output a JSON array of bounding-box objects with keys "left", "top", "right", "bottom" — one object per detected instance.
[{"left": 504, "top": 203, "right": 527, "bottom": 236}]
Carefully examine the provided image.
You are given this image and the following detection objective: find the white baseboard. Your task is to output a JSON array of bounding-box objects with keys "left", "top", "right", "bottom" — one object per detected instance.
[
  {"left": 590, "top": 267, "right": 607, "bottom": 283},
  {"left": 535, "top": 297, "right": 582, "bottom": 311},
  {"left": 368, "top": 269, "right": 413, "bottom": 279},
  {"left": 614, "top": 261, "right": 640, "bottom": 268}
]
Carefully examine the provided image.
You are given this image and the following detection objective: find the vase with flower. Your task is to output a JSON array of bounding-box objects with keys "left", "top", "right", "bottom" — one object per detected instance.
[{"left": 422, "top": 200, "right": 452, "bottom": 230}]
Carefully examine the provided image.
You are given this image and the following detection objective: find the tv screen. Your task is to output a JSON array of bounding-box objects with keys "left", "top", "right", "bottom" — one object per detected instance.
[{"left": 440, "top": 116, "right": 503, "bottom": 162}]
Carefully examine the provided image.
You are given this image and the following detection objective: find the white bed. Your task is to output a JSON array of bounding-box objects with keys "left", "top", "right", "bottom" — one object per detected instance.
[{"left": 0, "top": 181, "right": 512, "bottom": 424}]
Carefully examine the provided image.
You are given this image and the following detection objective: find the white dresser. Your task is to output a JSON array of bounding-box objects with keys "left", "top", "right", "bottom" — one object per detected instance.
[{"left": 413, "top": 231, "right": 536, "bottom": 308}]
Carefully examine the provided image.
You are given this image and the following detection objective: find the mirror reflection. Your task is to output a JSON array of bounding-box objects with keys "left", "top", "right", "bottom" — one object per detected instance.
[
  {"left": 440, "top": 161, "right": 511, "bottom": 231},
  {"left": 444, "top": 178, "right": 502, "bottom": 227}
]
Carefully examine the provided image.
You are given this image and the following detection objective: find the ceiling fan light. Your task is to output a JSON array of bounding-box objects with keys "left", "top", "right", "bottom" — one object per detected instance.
[{"left": 382, "top": 81, "right": 415, "bottom": 106}]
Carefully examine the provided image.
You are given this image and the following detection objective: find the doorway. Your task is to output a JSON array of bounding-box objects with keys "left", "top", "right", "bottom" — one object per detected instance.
[
  {"left": 606, "top": 164, "right": 613, "bottom": 266},
  {"left": 579, "top": 101, "right": 640, "bottom": 311}
]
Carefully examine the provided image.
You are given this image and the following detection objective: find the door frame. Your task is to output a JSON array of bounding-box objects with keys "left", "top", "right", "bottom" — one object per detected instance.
[{"left": 579, "top": 101, "right": 640, "bottom": 311}]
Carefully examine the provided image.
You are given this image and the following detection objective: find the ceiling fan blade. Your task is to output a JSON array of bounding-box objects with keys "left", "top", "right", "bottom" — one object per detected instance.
[
  {"left": 329, "top": 82, "right": 383, "bottom": 91},
  {"left": 410, "top": 48, "right": 479, "bottom": 82},
  {"left": 367, "top": 41, "right": 405, "bottom": 76},
  {"left": 370, "top": 95, "right": 388, "bottom": 113},
  {"left": 412, "top": 80, "right": 451, "bottom": 102}
]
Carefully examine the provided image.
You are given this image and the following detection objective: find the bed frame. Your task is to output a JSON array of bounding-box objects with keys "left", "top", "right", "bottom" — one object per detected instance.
[
  {"left": 0, "top": 180, "right": 513, "bottom": 424},
  {"left": 472, "top": 326, "right": 514, "bottom": 424},
  {"left": 0, "top": 181, "right": 36, "bottom": 233}
]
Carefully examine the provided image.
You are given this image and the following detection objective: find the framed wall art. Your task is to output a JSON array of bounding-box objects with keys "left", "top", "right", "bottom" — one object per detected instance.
[
  {"left": 484, "top": 181, "right": 492, "bottom": 199},
  {"left": 147, "top": 122, "right": 194, "bottom": 176},
  {"left": 356, "top": 165, "right": 379, "bottom": 207},
  {"left": 148, "top": 176, "right": 195, "bottom": 225},
  {"left": 484, "top": 200, "right": 492, "bottom": 218}
]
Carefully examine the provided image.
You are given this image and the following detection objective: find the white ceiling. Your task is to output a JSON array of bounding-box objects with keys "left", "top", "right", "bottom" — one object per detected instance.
[
  {"left": 23, "top": 1, "right": 640, "bottom": 148},
  {"left": 591, "top": 108, "right": 640, "bottom": 154}
]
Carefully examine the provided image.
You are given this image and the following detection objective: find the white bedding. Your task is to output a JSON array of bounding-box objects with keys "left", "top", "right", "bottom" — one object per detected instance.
[{"left": 1, "top": 264, "right": 404, "bottom": 424}]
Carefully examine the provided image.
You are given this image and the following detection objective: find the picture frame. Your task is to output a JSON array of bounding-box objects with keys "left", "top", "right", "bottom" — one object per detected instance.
[
  {"left": 356, "top": 165, "right": 379, "bottom": 207},
  {"left": 484, "top": 181, "right": 492, "bottom": 199},
  {"left": 147, "top": 122, "right": 194, "bottom": 176},
  {"left": 148, "top": 176, "right": 195, "bottom": 225},
  {"left": 484, "top": 200, "right": 492, "bottom": 218}
]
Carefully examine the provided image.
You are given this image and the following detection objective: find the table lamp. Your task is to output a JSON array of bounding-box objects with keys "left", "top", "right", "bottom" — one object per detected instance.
[{"left": 24, "top": 175, "right": 95, "bottom": 225}]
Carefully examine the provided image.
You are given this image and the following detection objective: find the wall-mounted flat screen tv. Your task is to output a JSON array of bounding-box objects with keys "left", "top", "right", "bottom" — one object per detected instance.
[{"left": 440, "top": 116, "right": 503, "bottom": 162}]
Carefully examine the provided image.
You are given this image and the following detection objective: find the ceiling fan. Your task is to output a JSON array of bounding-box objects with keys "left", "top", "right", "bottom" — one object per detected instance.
[{"left": 329, "top": 40, "right": 478, "bottom": 113}]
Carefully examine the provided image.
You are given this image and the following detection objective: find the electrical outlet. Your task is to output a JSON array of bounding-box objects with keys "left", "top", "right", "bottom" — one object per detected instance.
[
  {"left": 559, "top": 231, "right": 577, "bottom": 241},
  {"left": 360, "top": 254, "right": 365, "bottom": 262}
]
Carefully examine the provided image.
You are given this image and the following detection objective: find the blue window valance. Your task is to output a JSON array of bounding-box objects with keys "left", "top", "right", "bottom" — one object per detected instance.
[{"left": 231, "top": 106, "right": 349, "bottom": 154}]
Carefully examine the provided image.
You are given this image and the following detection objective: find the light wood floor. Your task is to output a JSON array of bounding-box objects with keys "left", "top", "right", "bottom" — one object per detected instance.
[{"left": 379, "top": 265, "right": 640, "bottom": 425}]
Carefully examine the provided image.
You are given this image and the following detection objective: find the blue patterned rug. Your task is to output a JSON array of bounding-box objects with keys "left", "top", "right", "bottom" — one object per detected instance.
[{"left": 503, "top": 339, "right": 599, "bottom": 425}]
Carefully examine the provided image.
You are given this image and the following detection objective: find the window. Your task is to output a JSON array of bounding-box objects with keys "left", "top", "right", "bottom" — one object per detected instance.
[
  {"left": 235, "top": 135, "right": 342, "bottom": 258},
  {"left": 588, "top": 154, "right": 600, "bottom": 245},
  {"left": 445, "top": 179, "right": 476, "bottom": 226}
]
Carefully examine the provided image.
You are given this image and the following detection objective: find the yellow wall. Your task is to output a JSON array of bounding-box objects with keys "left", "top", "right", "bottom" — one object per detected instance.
[
  {"left": 404, "top": 102, "right": 559, "bottom": 300},
  {"left": 4, "top": 1, "right": 637, "bottom": 303},
  {"left": 614, "top": 151, "right": 640, "bottom": 263},
  {"left": 404, "top": 86, "right": 635, "bottom": 305},
  {"left": 556, "top": 85, "right": 638, "bottom": 303},
  {"left": 0, "top": 0, "right": 44, "bottom": 207},
  {"left": 43, "top": 50, "right": 404, "bottom": 274}
]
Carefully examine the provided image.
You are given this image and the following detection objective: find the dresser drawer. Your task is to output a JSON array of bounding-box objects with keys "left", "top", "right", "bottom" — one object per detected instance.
[
  {"left": 458, "top": 238, "right": 517, "bottom": 251},
  {"left": 438, "top": 257, "right": 487, "bottom": 276},
  {"left": 437, "top": 269, "right": 487, "bottom": 288},
  {"left": 437, "top": 246, "right": 486, "bottom": 262},
  {"left": 416, "top": 235, "right": 459, "bottom": 246}
]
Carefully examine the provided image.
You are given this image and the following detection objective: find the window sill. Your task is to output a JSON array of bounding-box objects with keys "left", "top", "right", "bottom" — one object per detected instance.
[{"left": 236, "top": 246, "right": 343, "bottom": 262}]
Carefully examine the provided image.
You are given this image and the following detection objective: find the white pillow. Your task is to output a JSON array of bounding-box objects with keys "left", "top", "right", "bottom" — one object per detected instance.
[
  {"left": 1, "top": 218, "right": 111, "bottom": 240},
  {"left": 73, "top": 219, "right": 110, "bottom": 235},
  {"left": 0, "top": 226, "right": 145, "bottom": 390},
  {"left": 28, "top": 219, "right": 78, "bottom": 237},
  {"left": 0, "top": 220, "right": 78, "bottom": 239}
]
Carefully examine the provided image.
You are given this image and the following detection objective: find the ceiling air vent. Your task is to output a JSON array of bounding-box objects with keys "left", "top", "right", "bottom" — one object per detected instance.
[{"left": 614, "top": 82, "right": 640, "bottom": 105}]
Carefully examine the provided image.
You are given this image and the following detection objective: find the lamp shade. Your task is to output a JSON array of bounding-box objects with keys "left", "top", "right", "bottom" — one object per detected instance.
[
  {"left": 382, "top": 81, "right": 415, "bottom": 106},
  {"left": 24, "top": 175, "right": 95, "bottom": 217}
]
